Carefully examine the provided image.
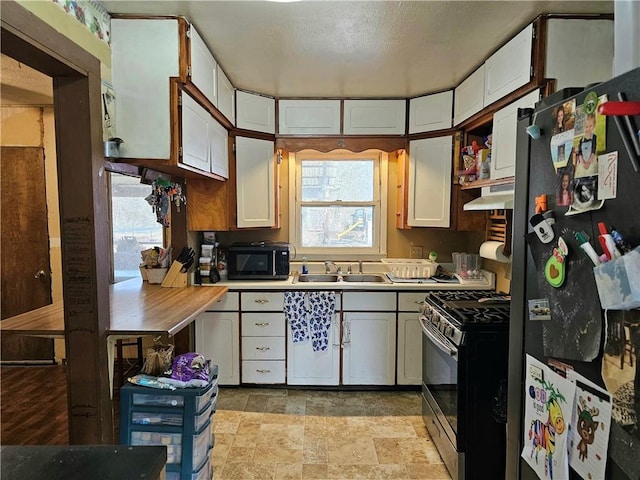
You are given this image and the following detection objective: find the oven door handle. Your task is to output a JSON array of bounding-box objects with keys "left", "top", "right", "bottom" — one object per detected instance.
[{"left": 419, "top": 317, "right": 458, "bottom": 359}]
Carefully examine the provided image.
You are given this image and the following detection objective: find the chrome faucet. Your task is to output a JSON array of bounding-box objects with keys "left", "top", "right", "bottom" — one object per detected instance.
[
  {"left": 325, "top": 261, "right": 341, "bottom": 274},
  {"left": 347, "top": 260, "right": 364, "bottom": 274}
]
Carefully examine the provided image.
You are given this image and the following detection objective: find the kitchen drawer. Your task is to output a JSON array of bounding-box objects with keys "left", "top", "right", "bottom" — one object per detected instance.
[
  {"left": 129, "top": 419, "right": 211, "bottom": 468},
  {"left": 131, "top": 401, "right": 213, "bottom": 432},
  {"left": 398, "top": 292, "right": 428, "bottom": 312},
  {"left": 242, "top": 360, "right": 285, "bottom": 383},
  {"left": 241, "top": 292, "right": 284, "bottom": 311},
  {"left": 241, "top": 313, "right": 285, "bottom": 336},
  {"left": 342, "top": 291, "right": 396, "bottom": 311},
  {"left": 205, "top": 292, "right": 239, "bottom": 311},
  {"left": 242, "top": 336, "right": 285, "bottom": 360}
]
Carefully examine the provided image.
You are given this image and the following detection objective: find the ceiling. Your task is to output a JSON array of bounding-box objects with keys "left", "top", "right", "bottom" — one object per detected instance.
[{"left": 100, "top": 0, "right": 614, "bottom": 99}]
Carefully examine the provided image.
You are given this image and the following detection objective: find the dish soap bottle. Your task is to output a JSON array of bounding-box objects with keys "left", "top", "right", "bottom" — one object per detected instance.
[{"left": 302, "top": 256, "right": 308, "bottom": 274}]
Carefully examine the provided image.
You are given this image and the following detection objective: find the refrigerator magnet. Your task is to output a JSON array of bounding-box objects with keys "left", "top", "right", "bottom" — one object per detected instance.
[
  {"left": 530, "top": 213, "right": 555, "bottom": 244},
  {"left": 545, "top": 236, "right": 569, "bottom": 288}
]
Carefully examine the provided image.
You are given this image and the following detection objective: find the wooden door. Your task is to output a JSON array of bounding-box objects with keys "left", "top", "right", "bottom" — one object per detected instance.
[{"left": 1, "top": 146, "right": 54, "bottom": 362}]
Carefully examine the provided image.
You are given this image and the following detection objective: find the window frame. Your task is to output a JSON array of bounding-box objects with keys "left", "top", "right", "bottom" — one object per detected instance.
[{"left": 288, "top": 149, "right": 388, "bottom": 261}]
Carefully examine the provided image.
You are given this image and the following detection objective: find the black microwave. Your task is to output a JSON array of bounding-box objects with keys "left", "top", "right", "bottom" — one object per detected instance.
[{"left": 227, "top": 242, "right": 290, "bottom": 280}]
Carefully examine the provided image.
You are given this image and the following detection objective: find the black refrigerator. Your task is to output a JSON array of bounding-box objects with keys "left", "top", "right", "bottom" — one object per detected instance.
[{"left": 507, "top": 67, "right": 640, "bottom": 480}]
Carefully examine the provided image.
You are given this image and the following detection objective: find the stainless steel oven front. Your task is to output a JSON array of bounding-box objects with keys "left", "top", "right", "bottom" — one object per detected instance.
[{"left": 419, "top": 314, "right": 461, "bottom": 478}]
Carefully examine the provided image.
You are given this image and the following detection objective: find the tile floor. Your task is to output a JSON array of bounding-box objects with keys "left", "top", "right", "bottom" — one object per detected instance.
[{"left": 211, "top": 387, "right": 452, "bottom": 480}]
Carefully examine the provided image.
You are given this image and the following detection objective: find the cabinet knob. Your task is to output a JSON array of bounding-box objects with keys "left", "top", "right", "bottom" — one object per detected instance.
[
  {"left": 255, "top": 322, "right": 271, "bottom": 327},
  {"left": 256, "top": 369, "right": 271, "bottom": 374},
  {"left": 254, "top": 298, "right": 270, "bottom": 304},
  {"left": 256, "top": 346, "right": 271, "bottom": 351}
]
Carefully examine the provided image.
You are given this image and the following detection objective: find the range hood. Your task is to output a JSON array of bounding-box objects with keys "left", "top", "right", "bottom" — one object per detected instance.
[{"left": 463, "top": 185, "right": 514, "bottom": 211}]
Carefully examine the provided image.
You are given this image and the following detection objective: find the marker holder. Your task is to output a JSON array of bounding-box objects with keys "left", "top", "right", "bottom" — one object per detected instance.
[{"left": 593, "top": 246, "right": 640, "bottom": 309}]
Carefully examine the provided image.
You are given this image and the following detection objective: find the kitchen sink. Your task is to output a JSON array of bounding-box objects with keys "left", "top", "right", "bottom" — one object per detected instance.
[
  {"left": 340, "top": 274, "right": 391, "bottom": 283},
  {"left": 292, "top": 273, "right": 391, "bottom": 284},
  {"left": 292, "top": 274, "right": 340, "bottom": 283}
]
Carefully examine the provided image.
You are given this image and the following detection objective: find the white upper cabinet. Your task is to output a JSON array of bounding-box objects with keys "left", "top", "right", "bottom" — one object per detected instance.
[
  {"left": 545, "top": 19, "right": 614, "bottom": 91},
  {"left": 210, "top": 116, "right": 229, "bottom": 179},
  {"left": 235, "top": 136, "right": 276, "bottom": 228},
  {"left": 181, "top": 91, "right": 229, "bottom": 178},
  {"left": 278, "top": 99, "right": 341, "bottom": 135},
  {"left": 189, "top": 24, "right": 217, "bottom": 107},
  {"left": 408, "top": 91, "right": 453, "bottom": 133},
  {"left": 484, "top": 23, "right": 533, "bottom": 107},
  {"left": 181, "top": 93, "right": 211, "bottom": 172},
  {"left": 490, "top": 89, "right": 540, "bottom": 180},
  {"left": 111, "top": 18, "right": 180, "bottom": 159},
  {"left": 343, "top": 100, "right": 406, "bottom": 135},
  {"left": 217, "top": 67, "right": 235, "bottom": 124},
  {"left": 453, "top": 65, "right": 485, "bottom": 126},
  {"left": 407, "top": 136, "right": 452, "bottom": 227},
  {"left": 236, "top": 91, "right": 275, "bottom": 134}
]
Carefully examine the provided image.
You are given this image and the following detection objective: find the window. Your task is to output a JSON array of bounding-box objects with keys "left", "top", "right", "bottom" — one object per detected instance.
[
  {"left": 290, "top": 151, "right": 387, "bottom": 259},
  {"left": 109, "top": 172, "right": 164, "bottom": 282}
]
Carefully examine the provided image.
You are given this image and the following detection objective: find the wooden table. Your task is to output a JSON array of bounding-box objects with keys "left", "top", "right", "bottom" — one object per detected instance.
[
  {"left": 1, "top": 278, "right": 228, "bottom": 394},
  {"left": 1, "top": 445, "right": 167, "bottom": 480}
]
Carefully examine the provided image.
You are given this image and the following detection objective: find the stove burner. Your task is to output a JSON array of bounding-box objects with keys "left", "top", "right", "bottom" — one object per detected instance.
[{"left": 424, "top": 291, "right": 511, "bottom": 326}]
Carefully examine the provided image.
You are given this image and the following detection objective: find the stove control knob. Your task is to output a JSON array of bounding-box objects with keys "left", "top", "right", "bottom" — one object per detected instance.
[{"left": 444, "top": 326, "right": 453, "bottom": 337}]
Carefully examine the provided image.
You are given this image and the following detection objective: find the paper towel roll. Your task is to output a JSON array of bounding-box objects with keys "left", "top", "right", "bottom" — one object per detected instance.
[{"left": 479, "top": 241, "right": 511, "bottom": 263}]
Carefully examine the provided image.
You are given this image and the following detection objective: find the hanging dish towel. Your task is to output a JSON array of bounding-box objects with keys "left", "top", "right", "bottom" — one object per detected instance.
[
  {"left": 307, "top": 291, "right": 336, "bottom": 352},
  {"left": 284, "top": 291, "right": 309, "bottom": 343}
]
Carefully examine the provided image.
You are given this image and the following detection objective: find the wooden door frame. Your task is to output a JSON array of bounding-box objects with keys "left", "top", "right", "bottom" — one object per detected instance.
[{"left": 1, "top": 1, "right": 113, "bottom": 443}]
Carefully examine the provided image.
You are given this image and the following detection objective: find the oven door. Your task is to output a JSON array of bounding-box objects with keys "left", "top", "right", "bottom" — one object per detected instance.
[{"left": 420, "top": 315, "right": 459, "bottom": 447}]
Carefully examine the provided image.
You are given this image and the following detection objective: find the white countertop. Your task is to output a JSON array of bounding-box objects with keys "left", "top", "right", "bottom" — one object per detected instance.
[{"left": 197, "top": 271, "right": 495, "bottom": 291}]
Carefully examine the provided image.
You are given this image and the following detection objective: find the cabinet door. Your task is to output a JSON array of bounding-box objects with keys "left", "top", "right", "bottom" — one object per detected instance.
[
  {"left": 278, "top": 99, "right": 341, "bottom": 135},
  {"left": 397, "top": 313, "right": 421, "bottom": 385},
  {"left": 409, "top": 91, "right": 453, "bottom": 133},
  {"left": 195, "top": 312, "right": 240, "bottom": 385},
  {"left": 490, "top": 89, "right": 539, "bottom": 180},
  {"left": 343, "top": 100, "right": 406, "bottom": 135},
  {"left": 342, "top": 292, "right": 396, "bottom": 311},
  {"left": 189, "top": 25, "right": 217, "bottom": 107},
  {"left": 235, "top": 137, "right": 277, "bottom": 228},
  {"left": 217, "top": 67, "right": 235, "bottom": 124},
  {"left": 287, "top": 316, "right": 340, "bottom": 386},
  {"left": 236, "top": 91, "right": 275, "bottom": 134},
  {"left": 545, "top": 19, "right": 614, "bottom": 91},
  {"left": 484, "top": 23, "right": 533, "bottom": 107},
  {"left": 342, "top": 312, "right": 396, "bottom": 385},
  {"left": 111, "top": 18, "right": 180, "bottom": 159},
  {"left": 181, "top": 93, "right": 211, "bottom": 172},
  {"left": 407, "top": 136, "right": 452, "bottom": 228},
  {"left": 210, "top": 117, "right": 229, "bottom": 179},
  {"left": 453, "top": 65, "right": 485, "bottom": 126}
]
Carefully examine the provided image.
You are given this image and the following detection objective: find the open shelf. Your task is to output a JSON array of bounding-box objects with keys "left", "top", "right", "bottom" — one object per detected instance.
[{"left": 459, "top": 176, "right": 515, "bottom": 190}]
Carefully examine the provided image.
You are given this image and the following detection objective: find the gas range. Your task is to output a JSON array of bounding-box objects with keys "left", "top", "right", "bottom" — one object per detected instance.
[{"left": 421, "top": 291, "right": 511, "bottom": 346}]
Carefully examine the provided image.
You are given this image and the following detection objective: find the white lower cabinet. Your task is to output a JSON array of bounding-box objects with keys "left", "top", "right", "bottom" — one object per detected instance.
[
  {"left": 397, "top": 292, "right": 426, "bottom": 385},
  {"left": 287, "top": 314, "right": 341, "bottom": 386},
  {"left": 195, "top": 311, "right": 240, "bottom": 385},
  {"left": 397, "top": 313, "right": 422, "bottom": 385},
  {"left": 241, "top": 292, "right": 286, "bottom": 384},
  {"left": 342, "top": 312, "right": 396, "bottom": 385}
]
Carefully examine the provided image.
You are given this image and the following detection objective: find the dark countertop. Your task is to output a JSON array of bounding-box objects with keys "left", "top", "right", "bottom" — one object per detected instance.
[{"left": 0, "top": 445, "right": 166, "bottom": 480}]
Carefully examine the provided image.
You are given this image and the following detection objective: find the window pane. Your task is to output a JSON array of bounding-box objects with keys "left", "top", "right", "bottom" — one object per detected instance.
[
  {"left": 111, "top": 173, "right": 163, "bottom": 282},
  {"left": 301, "top": 160, "right": 373, "bottom": 201},
  {"left": 301, "top": 206, "right": 373, "bottom": 247}
]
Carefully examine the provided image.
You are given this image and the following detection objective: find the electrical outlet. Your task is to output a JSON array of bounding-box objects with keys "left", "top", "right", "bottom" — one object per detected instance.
[{"left": 409, "top": 246, "right": 423, "bottom": 259}]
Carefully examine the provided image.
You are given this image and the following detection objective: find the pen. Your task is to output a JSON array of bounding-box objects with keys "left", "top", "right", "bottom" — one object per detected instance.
[
  {"left": 598, "top": 223, "right": 622, "bottom": 261},
  {"left": 610, "top": 226, "right": 632, "bottom": 254},
  {"left": 574, "top": 231, "right": 601, "bottom": 266}
]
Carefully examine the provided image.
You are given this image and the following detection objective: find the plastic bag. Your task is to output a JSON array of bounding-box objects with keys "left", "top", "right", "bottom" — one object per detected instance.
[
  {"left": 141, "top": 338, "right": 174, "bottom": 376},
  {"left": 170, "top": 352, "right": 210, "bottom": 383}
]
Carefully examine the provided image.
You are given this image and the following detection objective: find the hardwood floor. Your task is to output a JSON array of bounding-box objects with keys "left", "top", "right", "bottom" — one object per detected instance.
[{"left": 1, "top": 366, "right": 69, "bottom": 445}]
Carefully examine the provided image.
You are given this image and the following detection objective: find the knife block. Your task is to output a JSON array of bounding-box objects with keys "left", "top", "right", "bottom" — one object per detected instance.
[{"left": 161, "top": 261, "right": 188, "bottom": 288}]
